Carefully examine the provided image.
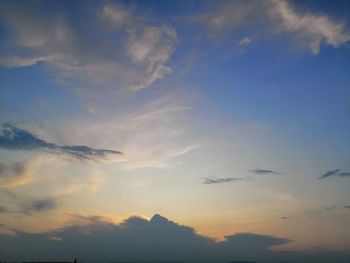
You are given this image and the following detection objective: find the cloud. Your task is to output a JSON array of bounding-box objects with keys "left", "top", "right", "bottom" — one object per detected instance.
[
  {"left": 0, "top": 124, "right": 122, "bottom": 160},
  {"left": 318, "top": 169, "right": 350, "bottom": 179},
  {"left": 194, "top": 0, "right": 350, "bottom": 54},
  {"left": 239, "top": 36, "right": 251, "bottom": 46},
  {"left": 0, "top": 1, "right": 177, "bottom": 95},
  {"left": 203, "top": 177, "right": 245, "bottom": 184},
  {"left": 270, "top": 0, "right": 350, "bottom": 54},
  {"left": 0, "top": 205, "right": 10, "bottom": 213},
  {"left": 1, "top": 213, "right": 349, "bottom": 262},
  {"left": 314, "top": 205, "right": 338, "bottom": 214},
  {"left": 70, "top": 92, "right": 197, "bottom": 170},
  {"left": 281, "top": 216, "right": 291, "bottom": 220},
  {"left": 250, "top": 168, "right": 281, "bottom": 175},
  {"left": 0, "top": 160, "right": 33, "bottom": 188},
  {"left": 19, "top": 197, "right": 58, "bottom": 215}
]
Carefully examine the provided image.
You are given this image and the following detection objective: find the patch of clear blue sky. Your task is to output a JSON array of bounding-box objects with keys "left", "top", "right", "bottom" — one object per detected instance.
[
  {"left": 0, "top": 65, "right": 83, "bottom": 122},
  {"left": 184, "top": 41, "right": 350, "bottom": 155}
]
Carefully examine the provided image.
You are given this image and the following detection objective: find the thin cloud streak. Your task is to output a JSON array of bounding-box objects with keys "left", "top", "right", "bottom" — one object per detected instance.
[
  {"left": 250, "top": 168, "right": 281, "bottom": 175},
  {"left": 318, "top": 169, "right": 350, "bottom": 179},
  {"left": 203, "top": 177, "right": 245, "bottom": 184}
]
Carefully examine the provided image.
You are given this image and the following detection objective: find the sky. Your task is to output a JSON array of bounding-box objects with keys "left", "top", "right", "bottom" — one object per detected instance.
[{"left": 0, "top": 0, "right": 350, "bottom": 262}]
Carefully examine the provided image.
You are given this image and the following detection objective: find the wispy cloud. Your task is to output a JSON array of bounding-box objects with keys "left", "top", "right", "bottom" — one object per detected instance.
[
  {"left": 193, "top": 0, "right": 350, "bottom": 54},
  {"left": 314, "top": 205, "right": 338, "bottom": 214},
  {"left": 19, "top": 197, "right": 58, "bottom": 215},
  {"left": 0, "top": 160, "right": 33, "bottom": 188},
  {"left": 239, "top": 36, "right": 251, "bottom": 46},
  {"left": 203, "top": 177, "right": 245, "bottom": 184},
  {"left": 249, "top": 168, "right": 281, "bottom": 175},
  {"left": 0, "top": 124, "right": 122, "bottom": 160},
  {"left": 318, "top": 169, "right": 350, "bottom": 179},
  {"left": 0, "top": 1, "right": 177, "bottom": 95}
]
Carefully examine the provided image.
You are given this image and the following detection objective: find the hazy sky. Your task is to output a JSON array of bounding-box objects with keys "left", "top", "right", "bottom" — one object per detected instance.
[{"left": 0, "top": 0, "right": 350, "bottom": 262}]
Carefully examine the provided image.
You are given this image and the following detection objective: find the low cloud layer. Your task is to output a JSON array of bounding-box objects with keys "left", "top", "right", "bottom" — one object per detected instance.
[
  {"left": 0, "top": 214, "right": 349, "bottom": 262},
  {"left": 0, "top": 124, "right": 122, "bottom": 160},
  {"left": 319, "top": 169, "right": 350, "bottom": 179}
]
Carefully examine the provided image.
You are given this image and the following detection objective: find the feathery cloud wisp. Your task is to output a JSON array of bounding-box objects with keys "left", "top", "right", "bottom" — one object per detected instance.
[{"left": 194, "top": 0, "right": 350, "bottom": 54}]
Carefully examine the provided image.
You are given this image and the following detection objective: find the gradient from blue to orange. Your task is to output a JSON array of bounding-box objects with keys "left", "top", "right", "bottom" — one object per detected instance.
[{"left": 0, "top": 0, "right": 350, "bottom": 262}]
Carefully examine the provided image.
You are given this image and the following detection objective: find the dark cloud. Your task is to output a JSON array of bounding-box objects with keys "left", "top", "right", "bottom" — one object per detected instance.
[
  {"left": 0, "top": 161, "right": 28, "bottom": 187},
  {"left": 314, "top": 205, "right": 338, "bottom": 214},
  {"left": 249, "top": 168, "right": 281, "bottom": 175},
  {"left": 344, "top": 206, "right": 350, "bottom": 209},
  {"left": 203, "top": 177, "right": 244, "bottom": 184},
  {"left": 0, "top": 124, "right": 122, "bottom": 160},
  {"left": 19, "top": 197, "right": 58, "bottom": 215},
  {"left": 319, "top": 169, "right": 350, "bottom": 179},
  {"left": 0, "top": 205, "right": 9, "bottom": 213},
  {"left": 0, "top": 214, "right": 349, "bottom": 262},
  {"left": 319, "top": 169, "right": 340, "bottom": 179},
  {"left": 281, "top": 216, "right": 291, "bottom": 220}
]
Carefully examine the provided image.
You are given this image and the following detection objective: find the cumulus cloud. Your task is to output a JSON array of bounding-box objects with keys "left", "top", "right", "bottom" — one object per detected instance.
[
  {"left": 318, "top": 169, "right": 350, "bottom": 179},
  {"left": 1, "top": 213, "right": 349, "bottom": 262},
  {"left": 250, "top": 168, "right": 281, "bottom": 175},
  {"left": 0, "top": 1, "right": 177, "bottom": 95},
  {"left": 194, "top": 0, "right": 350, "bottom": 54},
  {"left": 203, "top": 177, "right": 245, "bottom": 184},
  {"left": 0, "top": 124, "right": 122, "bottom": 160}
]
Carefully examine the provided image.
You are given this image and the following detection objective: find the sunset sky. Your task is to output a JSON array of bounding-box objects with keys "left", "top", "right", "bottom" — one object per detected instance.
[{"left": 0, "top": 0, "right": 350, "bottom": 262}]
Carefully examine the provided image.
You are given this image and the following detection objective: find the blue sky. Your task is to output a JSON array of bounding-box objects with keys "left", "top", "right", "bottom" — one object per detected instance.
[{"left": 0, "top": 0, "right": 350, "bottom": 262}]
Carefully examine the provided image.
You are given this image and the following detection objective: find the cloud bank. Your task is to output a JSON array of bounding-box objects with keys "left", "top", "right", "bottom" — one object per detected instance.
[
  {"left": 0, "top": 214, "right": 349, "bottom": 262},
  {"left": 0, "top": 124, "right": 122, "bottom": 160}
]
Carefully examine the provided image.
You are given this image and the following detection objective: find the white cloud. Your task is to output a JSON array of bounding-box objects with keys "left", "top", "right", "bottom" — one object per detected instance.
[
  {"left": 239, "top": 37, "right": 251, "bottom": 46},
  {"left": 0, "top": 2, "right": 177, "bottom": 94},
  {"left": 195, "top": 0, "right": 350, "bottom": 54},
  {"left": 270, "top": 0, "right": 350, "bottom": 54}
]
